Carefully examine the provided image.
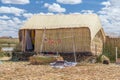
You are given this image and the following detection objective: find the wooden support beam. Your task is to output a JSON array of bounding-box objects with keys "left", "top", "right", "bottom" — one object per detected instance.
[
  {"left": 40, "top": 27, "right": 46, "bottom": 54},
  {"left": 71, "top": 28, "right": 77, "bottom": 62}
]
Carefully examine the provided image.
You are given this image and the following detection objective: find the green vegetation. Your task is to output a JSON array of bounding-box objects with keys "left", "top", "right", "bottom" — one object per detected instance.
[
  {"left": 0, "top": 38, "right": 18, "bottom": 44},
  {"left": 13, "top": 43, "right": 22, "bottom": 52},
  {"left": 102, "top": 44, "right": 120, "bottom": 63},
  {"left": 97, "top": 54, "right": 102, "bottom": 63},
  {"left": 0, "top": 38, "right": 19, "bottom": 58},
  {"left": 0, "top": 46, "right": 1, "bottom": 51},
  {"left": 0, "top": 38, "right": 19, "bottom": 47},
  {"left": 0, "top": 52, "right": 11, "bottom": 58}
]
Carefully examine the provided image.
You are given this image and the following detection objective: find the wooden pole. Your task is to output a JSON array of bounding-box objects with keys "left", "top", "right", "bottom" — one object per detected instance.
[
  {"left": 95, "top": 44, "right": 97, "bottom": 55},
  {"left": 21, "top": 30, "right": 25, "bottom": 52},
  {"left": 71, "top": 28, "right": 77, "bottom": 62},
  {"left": 56, "top": 31, "right": 59, "bottom": 57},
  {"left": 40, "top": 27, "right": 46, "bottom": 54},
  {"left": 116, "top": 47, "right": 118, "bottom": 62},
  {"left": 24, "top": 30, "right": 26, "bottom": 52}
]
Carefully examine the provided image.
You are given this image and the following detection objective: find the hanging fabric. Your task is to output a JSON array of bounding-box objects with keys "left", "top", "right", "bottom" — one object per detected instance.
[{"left": 26, "top": 30, "right": 33, "bottom": 51}]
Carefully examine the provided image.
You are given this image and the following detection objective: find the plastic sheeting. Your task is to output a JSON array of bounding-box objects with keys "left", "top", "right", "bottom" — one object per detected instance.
[
  {"left": 0, "top": 61, "right": 2, "bottom": 64},
  {"left": 50, "top": 61, "right": 77, "bottom": 68}
]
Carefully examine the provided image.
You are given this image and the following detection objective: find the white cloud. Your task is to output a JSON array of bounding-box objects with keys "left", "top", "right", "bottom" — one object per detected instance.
[
  {"left": 23, "top": 12, "right": 54, "bottom": 19},
  {"left": 0, "top": 12, "right": 55, "bottom": 37},
  {"left": 23, "top": 13, "right": 34, "bottom": 18},
  {"left": 81, "top": 10, "right": 94, "bottom": 14},
  {"left": 109, "top": 0, "right": 120, "bottom": 7},
  {"left": 13, "top": 17, "right": 22, "bottom": 24},
  {"left": 0, "top": 6, "right": 25, "bottom": 16},
  {"left": 69, "top": 12, "right": 81, "bottom": 15},
  {"left": 1, "top": 0, "right": 30, "bottom": 4},
  {"left": 56, "top": 0, "right": 82, "bottom": 4},
  {"left": 44, "top": 3, "right": 66, "bottom": 13},
  {"left": 101, "top": 1, "right": 111, "bottom": 7},
  {"left": 69, "top": 10, "right": 94, "bottom": 15},
  {"left": 69, "top": 10, "right": 95, "bottom": 15},
  {"left": 0, "top": 30, "right": 19, "bottom": 37},
  {"left": 35, "top": 0, "right": 43, "bottom": 4},
  {"left": 0, "top": 17, "right": 25, "bottom": 37},
  {"left": 39, "top": 12, "right": 54, "bottom": 15},
  {"left": 98, "top": 0, "right": 120, "bottom": 36},
  {"left": 0, "top": 15, "right": 10, "bottom": 19},
  {"left": 44, "top": 3, "right": 50, "bottom": 7}
]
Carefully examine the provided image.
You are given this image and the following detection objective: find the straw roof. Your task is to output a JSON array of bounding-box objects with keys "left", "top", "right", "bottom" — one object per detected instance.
[{"left": 20, "top": 14, "right": 105, "bottom": 40}]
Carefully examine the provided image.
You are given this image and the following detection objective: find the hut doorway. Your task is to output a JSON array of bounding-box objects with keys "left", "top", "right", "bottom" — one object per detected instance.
[{"left": 25, "top": 30, "right": 35, "bottom": 52}]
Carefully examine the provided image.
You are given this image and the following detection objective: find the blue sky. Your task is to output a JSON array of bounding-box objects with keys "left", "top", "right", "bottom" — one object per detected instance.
[{"left": 0, "top": 0, "right": 120, "bottom": 37}]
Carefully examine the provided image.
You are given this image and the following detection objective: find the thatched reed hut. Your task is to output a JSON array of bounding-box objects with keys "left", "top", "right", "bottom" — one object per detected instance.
[{"left": 19, "top": 14, "right": 105, "bottom": 56}]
